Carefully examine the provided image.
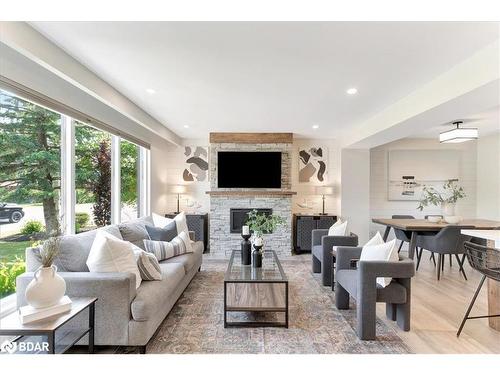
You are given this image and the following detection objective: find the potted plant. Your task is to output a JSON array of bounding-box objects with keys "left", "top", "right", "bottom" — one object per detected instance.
[
  {"left": 25, "top": 236, "right": 66, "bottom": 309},
  {"left": 417, "top": 179, "right": 466, "bottom": 220},
  {"left": 245, "top": 209, "right": 286, "bottom": 267}
]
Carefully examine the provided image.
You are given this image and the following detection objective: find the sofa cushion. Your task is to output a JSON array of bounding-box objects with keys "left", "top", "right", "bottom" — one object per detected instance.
[
  {"left": 162, "top": 240, "right": 203, "bottom": 273},
  {"left": 29, "top": 225, "right": 122, "bottom": 272},
  {"left": 118, "top": 216, "right": 153, "bottom": 250},
  {"left": 131, "top": 262, "right": 185, "bottom": 322},
  {"left": 145, "top": 221, "right": 177, "bottom": 242},
  {"left": 87, "top": 230, "right": 142, "bottom": 289},
  {"left": 336, "top": 269, "right": 407, "bottom": 304}
]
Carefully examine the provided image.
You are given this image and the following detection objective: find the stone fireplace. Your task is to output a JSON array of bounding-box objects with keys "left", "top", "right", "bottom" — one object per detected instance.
[{"left": 207, "top": 133, "right": 295, "bottom": 257}]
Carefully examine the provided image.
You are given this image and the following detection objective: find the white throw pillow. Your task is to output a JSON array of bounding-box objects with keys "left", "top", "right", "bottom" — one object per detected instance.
[
  {"left": 359, "top": 239, "right": 398, "bottom": 288},
  {"left": 152, "top": 212, "right": 170, "bottom": 228},
  {"left": 328, "top": 220, "right": 348, "bottom": 236},
  {"left": 87, "top": 230, "right": 142, "bottom": 289},
  {"left": 164, "top": 212, "right": 189, "bottom": 236},
  {"left": 364, "top": 232, "right": 384, "bottom": 248}
]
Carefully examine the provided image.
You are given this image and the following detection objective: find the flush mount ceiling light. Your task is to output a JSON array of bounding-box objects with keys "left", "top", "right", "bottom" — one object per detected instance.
[
  {"left": 146, "top": 88, "right": 156, "bottom": 94},
  {"left": 439, "top": 121, "right": 478, "bottom": 143},
  {"left": 346, "top": 87, "right": 358, "bottom": 95},
  {"left": 312, "top": 124, "right": 319, "bottom": 129}
]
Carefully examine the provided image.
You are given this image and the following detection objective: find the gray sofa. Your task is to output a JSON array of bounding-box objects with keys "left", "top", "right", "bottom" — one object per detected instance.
[
  {"left": 15, "top": 216, "right": 203, "bottom": 352},
  {"left": 335, "top": 246, "right": 414, "bottom": 340},
  {"left": 311, "top": 229, "right": 358, "bottom": 287}
]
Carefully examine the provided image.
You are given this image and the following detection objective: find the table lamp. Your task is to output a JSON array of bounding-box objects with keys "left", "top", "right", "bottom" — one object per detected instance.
[
  {"left": 315, "top": 186, "right": 333, "bottom": 215},
  {"left": 170, "top": 185, "right": 187, "bottom": 214}
]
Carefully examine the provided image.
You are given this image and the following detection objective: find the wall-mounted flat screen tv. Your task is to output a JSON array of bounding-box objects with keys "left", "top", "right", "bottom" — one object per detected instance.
[{"left": 217, "top": 151, "right": 281, "bottom": 188}]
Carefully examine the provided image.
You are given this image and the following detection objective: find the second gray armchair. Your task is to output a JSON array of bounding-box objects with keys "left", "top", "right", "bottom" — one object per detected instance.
[
  {"left": 311, "top": 229, "right": 358, "bottom": 286},
  {"left": 335, "top": 246, "right": 415, "bottom": 340}
]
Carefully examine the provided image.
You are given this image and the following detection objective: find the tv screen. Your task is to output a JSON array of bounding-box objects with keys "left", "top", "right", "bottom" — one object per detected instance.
[{"left": 217, "top": 152, "right": 281, "bottom": 188}]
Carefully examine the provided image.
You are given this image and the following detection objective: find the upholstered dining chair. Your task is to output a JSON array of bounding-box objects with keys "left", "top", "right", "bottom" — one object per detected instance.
[
  {"left": 416, "top": 225, "right": 474, "bottom": 280},
  {"left": 392, "top": 215, "right": 415, "bottom": 253}
]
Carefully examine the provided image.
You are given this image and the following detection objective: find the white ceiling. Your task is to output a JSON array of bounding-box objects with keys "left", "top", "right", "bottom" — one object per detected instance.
[{"left": 30, "top": 22, "right": 499, "bottom": 139}]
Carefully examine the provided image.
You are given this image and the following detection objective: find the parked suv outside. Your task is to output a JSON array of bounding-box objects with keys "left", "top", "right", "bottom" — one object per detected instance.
[{"left": 0, "top": 203, "right": 25, "bottom": 223}]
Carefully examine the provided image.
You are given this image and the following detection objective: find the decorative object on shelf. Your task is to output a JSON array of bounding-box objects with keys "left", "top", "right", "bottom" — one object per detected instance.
[
  {"left": 388, "top": 149, "right": 460, "bottom": 201},
  {"left": 183, "top": 146, "right": 208, "bottom": 182},
  {"left": 315, "top": 186, "right": 333, "bottom": 215},
  {"left": 296, "top": 199, "right": 313, "bottom": 210},
  {"left": 241, "top": 226, "right": 252, "bottom": 266},
  {"left": 25, "top": 236, "right": 66, "bottom": 309},
  {"left": 246, "top": 209, "right": 286, "bottom": 254},
  {"left": 298, "top": 146, "right": 328, "bottom": 183},
  {"left": 252, "top": 244, "right": 263, "bottom": 268},
  {"left": 417, "top": 179, "right": 466, "bottom": 218},
  {"left": 170, "top": 185, "right": 187, "bottom": 214},
  {"left": 439, "top": 121, "right": 478, "bottom": 144}
]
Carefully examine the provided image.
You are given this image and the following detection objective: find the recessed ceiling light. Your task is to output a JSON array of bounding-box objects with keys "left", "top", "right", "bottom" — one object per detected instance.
[
  {"left": 146, "top": 88, "right": 156, "bottom": 94},
  {"left": 312, "top": 124, "right": 319, "bottom": 129},
  {"left": 183, "top": 125, "right": 190, "bottom": 129},
  {"left": 346, "top": 87, "right": 358, "bottom": 95}
]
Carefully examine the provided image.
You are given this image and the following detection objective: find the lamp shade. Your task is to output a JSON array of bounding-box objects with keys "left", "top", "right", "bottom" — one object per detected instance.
[
  {"left": 170, "top": 185, "right": 187, "bottom": 194},
  {"left": 315, "top": 186, "right": 333, "bottom": 195}
]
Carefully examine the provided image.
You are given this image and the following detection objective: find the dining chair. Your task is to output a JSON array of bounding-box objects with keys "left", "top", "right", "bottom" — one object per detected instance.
[
  {"left": 391, "top": 215, "right": 415, "bottom": 253},
  {"left": 457, "top": 241, "right": 500, "bottom": 337},
  {"left": 416, "top": 225, "right": 474, "bottom": 280}
]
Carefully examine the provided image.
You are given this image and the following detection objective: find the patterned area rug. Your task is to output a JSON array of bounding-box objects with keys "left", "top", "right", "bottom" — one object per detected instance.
[{"left": 146, "top": 258, "right": 412, "bottom": 354}]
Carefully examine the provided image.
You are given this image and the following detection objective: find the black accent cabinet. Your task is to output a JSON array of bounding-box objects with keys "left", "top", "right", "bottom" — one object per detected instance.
[
  {"left": 293, "top": 214, "right": 337, "bottom": 254},
  {"left": 165, "top": 213, "right": 209, "bottom": 252}
]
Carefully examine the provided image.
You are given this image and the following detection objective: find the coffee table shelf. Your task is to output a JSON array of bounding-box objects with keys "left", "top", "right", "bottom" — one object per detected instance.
[{"left": 224, "top": 250, "right": 288, "bottom": 328}]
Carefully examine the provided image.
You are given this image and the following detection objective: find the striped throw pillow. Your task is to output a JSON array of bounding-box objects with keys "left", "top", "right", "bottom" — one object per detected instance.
[
  {"left": 136, "top": 251, "right": 162, "bottom": 281},
  {"left": 143, "top": 231, "right": 193, "bottom": 261}
]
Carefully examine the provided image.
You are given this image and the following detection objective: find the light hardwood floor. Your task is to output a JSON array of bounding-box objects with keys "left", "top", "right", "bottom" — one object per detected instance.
[{"left": 375, "top": 250, "right": 500, "bottom": 354}]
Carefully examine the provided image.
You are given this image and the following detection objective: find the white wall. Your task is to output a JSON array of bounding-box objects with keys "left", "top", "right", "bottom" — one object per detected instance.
[
  {"left": 370, "top": 138, "right": 478, "bottom": 239},
  {"left": 161, "top": 137, "right": 342, "bottom": 216},
  {"left": 476, "top": 133, "right": 500, "bottom": 220},
  {"left": 340, "top": 149, "right": 371, "bottom": 244}
]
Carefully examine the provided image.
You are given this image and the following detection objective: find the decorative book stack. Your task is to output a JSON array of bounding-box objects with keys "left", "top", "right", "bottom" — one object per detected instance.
[{"left": 19, "top": 296, "right": 72, "bottom": 324}]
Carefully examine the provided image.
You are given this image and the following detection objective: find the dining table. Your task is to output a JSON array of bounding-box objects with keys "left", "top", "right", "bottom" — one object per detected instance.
[
  {"left": 371, "top": 218, "right": 500, "bottom": 260},
  {"left": 460, "top": 229, "right": 500, "bottom": 332}
]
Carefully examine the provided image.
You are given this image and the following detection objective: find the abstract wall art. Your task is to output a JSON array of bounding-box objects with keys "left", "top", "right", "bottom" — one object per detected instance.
[
  {"left": 387, "top": 149, "right": 460, "bottom": 201},
  {"left": 183, "top": 146, "right": 209, "bottom": 182},
  {"left": 298, "top": 146, "right": 328, "bottom": 183}
]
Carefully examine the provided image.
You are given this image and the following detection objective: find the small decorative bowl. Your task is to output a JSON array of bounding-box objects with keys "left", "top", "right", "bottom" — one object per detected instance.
[
  {"left": 427, "top": 215, "right": 441, "bottom": 223},
  {"left": 444, "top": 216, "right": 461, "bottom": 224}
]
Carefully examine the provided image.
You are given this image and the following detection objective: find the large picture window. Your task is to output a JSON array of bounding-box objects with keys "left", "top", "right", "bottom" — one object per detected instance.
[
  {"left": 74, "top": 122, "right": 112, "bottom": 233},
  {"left": 0, "top": 90, "right": 62, "bottom": 298},
  {"left": 0, "top": 89, "right": 150, "bottom": 301}
]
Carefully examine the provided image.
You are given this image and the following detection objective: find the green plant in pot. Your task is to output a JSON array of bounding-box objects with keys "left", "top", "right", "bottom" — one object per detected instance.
[
  {"left": 417, "top": 179, "right": 466, "bottom": 220},
  {"left": 245, "top": 209, "right": 286, "bottom": 253}
]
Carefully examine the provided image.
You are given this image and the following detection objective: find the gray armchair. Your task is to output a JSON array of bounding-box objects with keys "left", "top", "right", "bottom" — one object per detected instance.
[
  {"left": 335, "top": 246, "right": 415, "bottom": 340},
  {"left": 312, "top": 229, "right": 358, "bottom": 286}
]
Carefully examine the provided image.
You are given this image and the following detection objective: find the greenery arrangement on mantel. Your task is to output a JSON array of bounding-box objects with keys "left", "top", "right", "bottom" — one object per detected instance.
[{"left": 417, "top": 179, "right": 466, "bottom": 211}]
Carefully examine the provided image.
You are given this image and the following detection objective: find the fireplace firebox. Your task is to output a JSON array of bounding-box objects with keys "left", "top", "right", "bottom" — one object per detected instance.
[{"left": 229, "top": 208, "right": 272, "bottom": 234}]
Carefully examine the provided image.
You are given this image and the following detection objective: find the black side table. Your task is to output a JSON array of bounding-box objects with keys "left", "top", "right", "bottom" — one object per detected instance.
[{"left": 0, "top": 297, "right": 97, "bottom": 354}]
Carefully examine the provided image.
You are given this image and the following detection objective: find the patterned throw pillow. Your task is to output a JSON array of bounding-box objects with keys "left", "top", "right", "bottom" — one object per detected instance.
[
  {"left": 143, "top": 231, "right": 193, "bottom": 261},
  {"left": 136, "top": 250, "right": 162, "bottom": 281}
]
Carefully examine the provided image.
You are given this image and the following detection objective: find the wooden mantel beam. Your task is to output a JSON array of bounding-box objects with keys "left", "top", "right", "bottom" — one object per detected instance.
[{"left": 209, "top": 132, "right": 293, "bottom": 144}]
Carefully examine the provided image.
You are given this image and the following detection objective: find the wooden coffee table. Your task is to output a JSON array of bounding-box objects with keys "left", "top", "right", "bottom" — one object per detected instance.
[
  {"left": 224, "top": 250, "right": 288, "bottom": 328},
  {"left": 0, "top": 297, "right": 97, "bottom": 354}
]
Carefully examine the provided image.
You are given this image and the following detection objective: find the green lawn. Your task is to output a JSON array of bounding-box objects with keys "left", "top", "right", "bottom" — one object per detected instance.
[{"left": 0, "top": 240, "right": 30, "bottom": 263}]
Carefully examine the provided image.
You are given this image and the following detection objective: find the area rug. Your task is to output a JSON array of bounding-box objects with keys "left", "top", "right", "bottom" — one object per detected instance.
[{"left": 145, "top": 258, "right": 412, "bottom": 354}]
